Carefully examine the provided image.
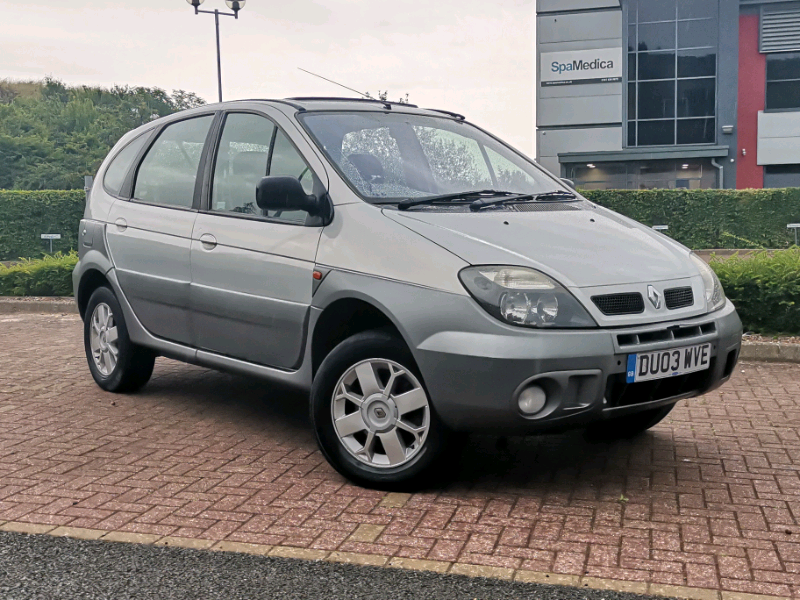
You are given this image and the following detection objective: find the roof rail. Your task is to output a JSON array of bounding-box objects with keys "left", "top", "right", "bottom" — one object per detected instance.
[
  {"left": 229, "top": 99, "right": 307, "bottom": 111},
  {"left": 425, "top": 108, "right": 466, "bottom": 121},
  {"left": 288, "top": 96, "right": 420, "bottom": 110}
]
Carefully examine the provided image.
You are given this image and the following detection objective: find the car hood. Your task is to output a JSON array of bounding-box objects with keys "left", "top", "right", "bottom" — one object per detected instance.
[{"left": 383, "top": 206, "right": 697, "bottom": 288}]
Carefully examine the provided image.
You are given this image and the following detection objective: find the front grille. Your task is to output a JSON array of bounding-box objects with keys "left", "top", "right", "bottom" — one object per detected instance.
[
  {"left": 604, "top": 359, "right": 715, "bottom": 408},
  {"left": 665, "top": 287, "right": 694, "bottom": 310},
  {"left": 592, "top": 293, "right": 645, "bottom": 316},
  {"left": 617, "top": 321, "right": 716, "bottom": 348}
]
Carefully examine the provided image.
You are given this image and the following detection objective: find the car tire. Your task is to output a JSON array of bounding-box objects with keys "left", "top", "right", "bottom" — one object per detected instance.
[
  {"left": 311, "top": 330, "right": 449, "bottom": 490},
  {"left": 84, "top": 286, "right": 155, "bottom": 393},
  {"left": 585, "top": 404, "right": 675, "bottom": 441}
]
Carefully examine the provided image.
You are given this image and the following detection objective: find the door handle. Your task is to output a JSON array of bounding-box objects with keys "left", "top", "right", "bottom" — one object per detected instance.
[
  {"left": 199, "top": 233, "right": 217, "bottom": 250},
  {"left": 114, "top": 218, "right": 127, "bottom": 232}
]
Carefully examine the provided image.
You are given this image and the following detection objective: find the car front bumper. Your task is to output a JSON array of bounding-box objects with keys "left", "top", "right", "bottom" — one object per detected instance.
[{"left": 413, "top": 299, "right": 742, "bottom": 434}]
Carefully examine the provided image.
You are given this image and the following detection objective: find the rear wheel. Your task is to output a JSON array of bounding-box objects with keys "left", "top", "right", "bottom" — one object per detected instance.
[
  {"left": 311, "top": 330, "right": 449, "bottom": 489},
  {"left": 84, "top": 286, "right": 155, "bottom": 393},
  {"left": 585, "top": 404, "right": 675, "bottom": 441}
]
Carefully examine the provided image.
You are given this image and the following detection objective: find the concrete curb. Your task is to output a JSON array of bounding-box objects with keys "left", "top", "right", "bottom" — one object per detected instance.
[
  {"left": 1, "top": 298, "right": 799, "bottom": 365},
  {"left": 0, "top": 521, "right": 784, "bottom": 600},
  {"left": 0, "top": 297, "right": 77, "bottom": 314}
]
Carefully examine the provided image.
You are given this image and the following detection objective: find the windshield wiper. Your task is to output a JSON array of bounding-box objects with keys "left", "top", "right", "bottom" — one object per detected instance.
[
  {"left": 469, "top": 189, "right": 577, "bottom": 212},
  {"left": 397, "top": 190, "right": 517, "bottom": 211}
]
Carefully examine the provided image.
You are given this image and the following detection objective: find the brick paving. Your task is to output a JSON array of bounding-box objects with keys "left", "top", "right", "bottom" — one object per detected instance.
[{"left": 2, "top": 313, "right": 800, "bottom": 598}]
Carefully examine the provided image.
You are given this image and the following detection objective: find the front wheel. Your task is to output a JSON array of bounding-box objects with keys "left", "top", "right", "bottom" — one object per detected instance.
[
  {"left": 84, "top": 286, "right": 155, "bottom": 393},
  {"left": 585, "top": 404, "right": 675, "bottom": 441},
  {"left": 311, "top": 331, "right": 449, "bottom": 489}
]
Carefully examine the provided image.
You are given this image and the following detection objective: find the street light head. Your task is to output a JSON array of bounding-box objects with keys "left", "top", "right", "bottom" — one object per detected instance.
[
  {"left": 226, "top": 0, "right": 245, "bottom": 13},
  {"left": 186, "top": 0, "right": 204, "bottom": 7}
]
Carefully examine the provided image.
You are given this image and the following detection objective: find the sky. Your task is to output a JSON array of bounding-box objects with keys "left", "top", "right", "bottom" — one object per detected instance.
[{"left": 0, "top": 0, "right": 536, "bottom": 155}]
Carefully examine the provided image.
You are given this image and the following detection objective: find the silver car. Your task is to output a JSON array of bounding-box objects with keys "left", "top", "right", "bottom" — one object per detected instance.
[{"left": 73, "top": 98, "right": 742, "bottom": 488}]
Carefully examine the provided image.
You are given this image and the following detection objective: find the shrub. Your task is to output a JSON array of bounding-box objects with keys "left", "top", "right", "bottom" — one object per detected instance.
[
  {"left": 0, "top": 251, "right": 77, "bottom": 296},
  {"left": 0, "top": 190, "right": 85, "bottom": 261},
  {"left": 584, "top": 188, "right": 800, "bottom": 250},
  {"left": 711, "top": 249, "right": 800, "bottom": 335}
]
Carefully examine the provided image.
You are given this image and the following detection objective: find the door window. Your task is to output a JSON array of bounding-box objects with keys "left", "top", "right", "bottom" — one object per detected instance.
[
  {"left": 133, "top": 115, "right": 214, "bottom": 208},
  {"left": 265, "top": 129, "right": 315, "bottom": 223},
  {"left": 211, "top": 113, "right": 275, "bottom": 215}
]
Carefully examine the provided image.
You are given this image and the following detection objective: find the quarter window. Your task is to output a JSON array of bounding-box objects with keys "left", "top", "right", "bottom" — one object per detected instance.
[
  {"left": 766, "top": 52, "right": 800, "bottom": 111},
  {"left": 133, "top": 115, "right": 214, "bottom": 208},
  {"left": 103, "top": 133, "right": 150, "bottom": 196}
]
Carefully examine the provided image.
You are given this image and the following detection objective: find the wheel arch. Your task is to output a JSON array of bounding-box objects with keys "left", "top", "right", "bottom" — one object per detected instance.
[
  {"left": 311, "top": 297, "right": 409, "bottom": 377},
  {"left": 77, "top": 269, "right": 111, "bottom": 320}
]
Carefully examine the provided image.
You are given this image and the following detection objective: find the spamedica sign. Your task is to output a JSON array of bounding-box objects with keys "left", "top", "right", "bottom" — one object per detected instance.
[{"left": 541, "top": 47, "right": 623, "bottom": 87}]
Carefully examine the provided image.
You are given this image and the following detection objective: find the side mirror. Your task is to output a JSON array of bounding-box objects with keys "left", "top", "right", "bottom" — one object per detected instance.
[
  {"left": 256, "top": 176, "right": 320, "bottom": 215},
  {"left": 560, "top": 178, "right": 576, "bottom": 190}
]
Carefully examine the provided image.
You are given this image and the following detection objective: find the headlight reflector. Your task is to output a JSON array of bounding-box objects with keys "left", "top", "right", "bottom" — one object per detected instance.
[
  {"left": 460, "top": 266, "right": 596, "bottom": 328},
  {"left": 690, "top": 254, "right": 726, "bottom": 312}
]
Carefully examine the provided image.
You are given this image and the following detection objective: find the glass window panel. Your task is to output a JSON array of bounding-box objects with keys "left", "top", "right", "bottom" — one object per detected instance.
[
  {"left": 638, "top": 81, "right": 676, "bottom": 119},
  {"left": 628, "top": 53, "right": 637, "bottom": 81},
  {"left": 628, "top": 122, "right": 636, "bottom": 146},
  {"left": 677, "top": 118, "right": 715, "bottom": 144},
  {"left": 678, "top": 48, "right": 716, "bottom": 78},
  {"left": 639, "top": 51, "right": 676, "bottom": 80},
  {"left": 628, "top": 83, "right": 636, "bottom": 119},
  {"left": 638, "top": 120, "right": 675, "bottom": 146},
  {"left": 766, "top": 81, "right": 800, "bottom": 111},
  {"left": 134, "top": 115, "right": 213, "bottom": 207},
  {"left": 264, "top": 130, "right": 315, "bottom": 223},
  {"left": 638, "top": 0, "right": 675, "bottom": 23},
  {"left": 677, "top": 78, "right": 715, "bottom": 117},
  {"left": 638, "top": 22, "right": 676, "bottom": 51},
  {"left": 628, "top": 26, "right": 637, "bottom": 52},
  {"left": 103, "top": 133, "right": 149, "bottom": 196},
  {"left": 766, "top": 52, "right": 800, "bottom": 82},
  {"left": 678, "top": 19, "right": 716, "bottom": 49},
  {"left": 678, "top": 0, "right": 717, "bottom": 20},
  {"left": 211, "top": 113, "right": 274, "bottom": 215}
]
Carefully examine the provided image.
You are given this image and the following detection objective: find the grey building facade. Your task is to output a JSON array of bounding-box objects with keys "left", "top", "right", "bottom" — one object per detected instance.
[{"left": 536, "top": 0, "right": 800, "bottom": 190}]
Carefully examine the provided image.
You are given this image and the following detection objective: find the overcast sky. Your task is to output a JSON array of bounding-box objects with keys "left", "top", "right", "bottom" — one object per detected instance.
[{"left": 0, "top": 0, "right": 535, "bottom": 154}]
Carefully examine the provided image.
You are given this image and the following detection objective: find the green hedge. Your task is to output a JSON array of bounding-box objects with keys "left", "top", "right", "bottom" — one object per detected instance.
[
  {"left": 584, "top": 188, "right": 800, "bottom": 249},
  {"left": 0, "top": 190, "right": 85, "bottom": 261},
  {"left": 711, "top": 249, "right": 800, "bottom": 335},
  {"left": 0, "top": 252, "right": 78, "bottom": 296}
]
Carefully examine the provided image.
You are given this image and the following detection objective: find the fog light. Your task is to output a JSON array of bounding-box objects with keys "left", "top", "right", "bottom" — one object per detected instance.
[{"left": 518, "top": 385, "right": 547, "bottom": 415}]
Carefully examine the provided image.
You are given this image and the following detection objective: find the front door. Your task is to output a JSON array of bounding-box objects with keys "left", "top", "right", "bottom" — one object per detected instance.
[
  {"left": 189, "top": 111, "right": 324, "bottom": 369},
  {"left": 106, "top": 114, "right": 215, "bottom": 345}
]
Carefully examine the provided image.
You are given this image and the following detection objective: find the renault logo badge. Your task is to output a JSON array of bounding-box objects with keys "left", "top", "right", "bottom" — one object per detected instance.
[{"left": 647, "top": 285, "right": 662, "bottom": 309}]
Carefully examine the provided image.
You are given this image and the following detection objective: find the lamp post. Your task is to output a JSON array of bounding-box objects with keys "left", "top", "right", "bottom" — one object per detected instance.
[{"left": 186, "top": 0, "right": 246, "bottom": 103}]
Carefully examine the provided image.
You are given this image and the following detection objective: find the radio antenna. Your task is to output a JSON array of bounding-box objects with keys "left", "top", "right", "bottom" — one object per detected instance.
[{"left": 297, "top": 68, "right": 371, "bottom": 99}]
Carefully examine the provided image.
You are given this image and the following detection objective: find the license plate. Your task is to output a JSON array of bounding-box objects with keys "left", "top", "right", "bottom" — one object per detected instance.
[{"left": 626, "top": 343, "right": 711, "bottom": 383}]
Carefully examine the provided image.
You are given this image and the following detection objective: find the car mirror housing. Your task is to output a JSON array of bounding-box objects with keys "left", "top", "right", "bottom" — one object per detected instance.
[{"left": 256, "top": 176, "right": 321, "bottom": 215}]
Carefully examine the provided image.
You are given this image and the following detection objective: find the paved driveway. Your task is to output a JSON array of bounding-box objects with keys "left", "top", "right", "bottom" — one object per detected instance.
[{"left": 1, "top": 314, "right": 799, "bottom": 599}]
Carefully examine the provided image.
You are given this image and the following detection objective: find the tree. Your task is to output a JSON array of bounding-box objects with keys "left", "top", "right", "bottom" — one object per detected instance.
[{"left": 0, "top": 78, "right": 206, "bottom": 190}]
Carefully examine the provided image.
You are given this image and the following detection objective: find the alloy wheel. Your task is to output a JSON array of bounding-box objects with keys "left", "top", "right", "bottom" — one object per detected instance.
[
  {"left": 89, "top": 302, "right": 119, "bottom": 376},
  {"left": 331, "top": 359, "right": 430, "bottom": 468}
]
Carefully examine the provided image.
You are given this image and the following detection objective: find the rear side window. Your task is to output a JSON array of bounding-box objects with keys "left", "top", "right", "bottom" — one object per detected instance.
[
  {"left": 134, "top": 115, "right": 214, "bottom": 208},
  {"left": 103, "top": 133, "right": 150, "bottom": 196}
]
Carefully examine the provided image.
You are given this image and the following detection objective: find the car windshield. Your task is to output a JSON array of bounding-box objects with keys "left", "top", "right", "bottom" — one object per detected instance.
[{"left": 298, "top": 111, "right": 561, "bottom": 204}]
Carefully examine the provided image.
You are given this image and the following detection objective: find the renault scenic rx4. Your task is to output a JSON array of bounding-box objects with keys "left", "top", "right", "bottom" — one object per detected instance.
[{"left": 74, "top": 98, "right": 742, "bottom": 488}]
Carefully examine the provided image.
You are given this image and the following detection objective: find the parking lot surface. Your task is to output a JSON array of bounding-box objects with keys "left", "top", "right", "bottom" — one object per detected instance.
[{"left": 2, "top": 314, "right": 800, "bottom": 598}]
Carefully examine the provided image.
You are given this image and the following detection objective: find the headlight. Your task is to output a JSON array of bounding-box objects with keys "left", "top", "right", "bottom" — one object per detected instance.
[
  {"left": 690, "top": 253, "right": 726, "bottom": 312},
  {"left": 459, "top": 266, "right": 596, "bottom": 328}
]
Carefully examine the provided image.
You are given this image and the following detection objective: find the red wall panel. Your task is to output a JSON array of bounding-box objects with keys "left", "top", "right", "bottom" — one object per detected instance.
[{"left": 737, "top": 14, "right": 766, "bottom": 189}]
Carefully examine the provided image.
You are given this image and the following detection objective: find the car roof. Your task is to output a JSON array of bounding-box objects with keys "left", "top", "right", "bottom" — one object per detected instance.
[{"left": 219, "top": 97, "right": 466, "bottom": 120}]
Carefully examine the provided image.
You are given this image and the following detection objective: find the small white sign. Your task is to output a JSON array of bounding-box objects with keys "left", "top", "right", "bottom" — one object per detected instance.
[
  {"left": 788, "top": 224, "right": 800, "bottom": 228},
  {"left": 541, "top": 47, "right": 623, "bottom": 87},
  {"left": 40, "top": 233, "right": 62, "bottom": 240}
]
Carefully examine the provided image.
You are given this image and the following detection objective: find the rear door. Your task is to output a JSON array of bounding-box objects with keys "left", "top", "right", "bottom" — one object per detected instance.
[
  {"left": 105, "top": 113, "right": 217, "bottom": 345},
  {"left": 189, "top": 109, "right": 326, "bottom": 369}
]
